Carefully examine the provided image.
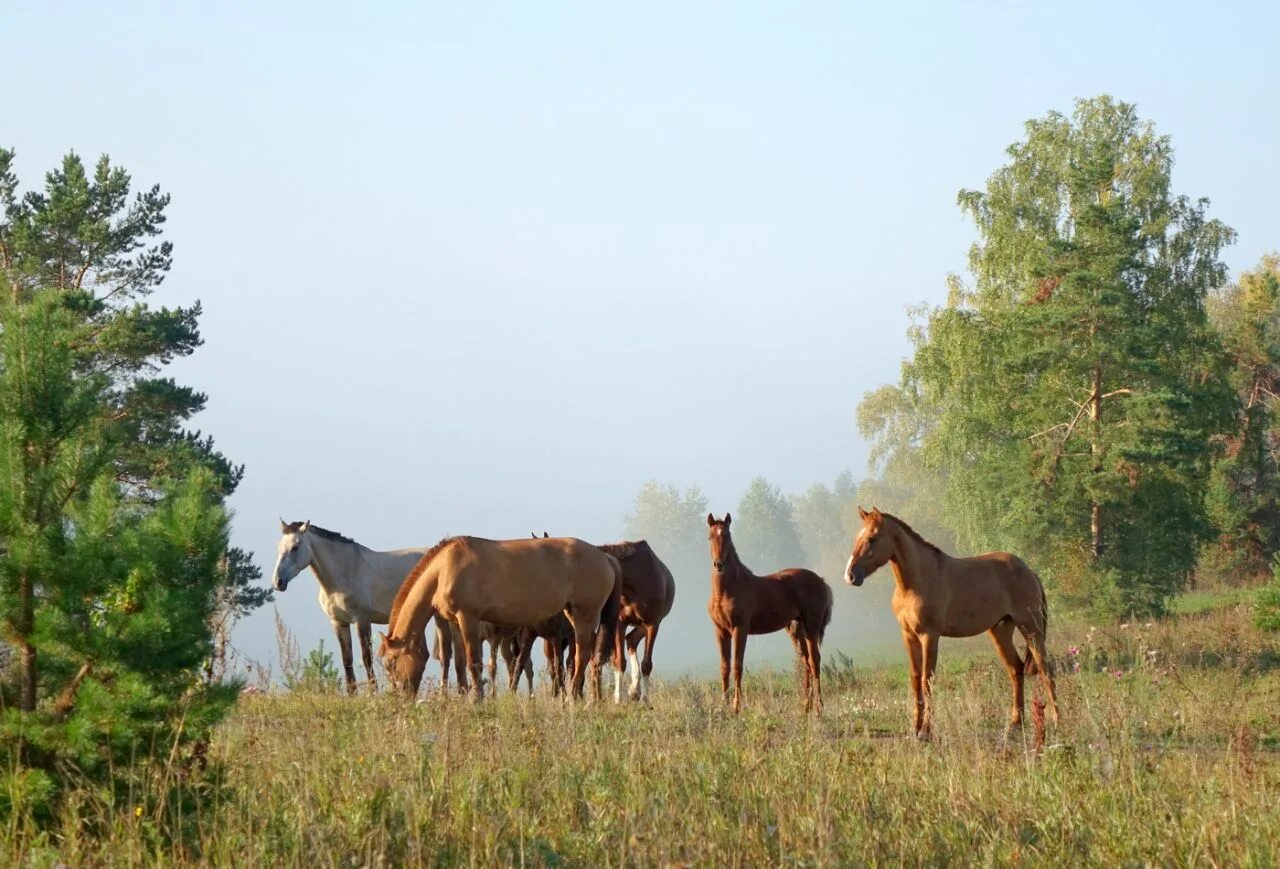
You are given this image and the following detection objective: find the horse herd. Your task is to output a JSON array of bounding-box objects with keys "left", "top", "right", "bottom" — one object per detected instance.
[{"left": 271, "top": 507, "right": 1060, "bottom": 739}]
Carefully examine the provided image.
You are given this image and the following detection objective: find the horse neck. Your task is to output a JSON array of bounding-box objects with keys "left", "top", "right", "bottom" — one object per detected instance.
[
  {"left": 391, "top": 570, "right": 438, "bottom": 640},
  {"left": 306, "top": 535, "right": 366, "bottom": 595},
  {"left": 886, "top": 522, "right": 939, "bottom": 593}
]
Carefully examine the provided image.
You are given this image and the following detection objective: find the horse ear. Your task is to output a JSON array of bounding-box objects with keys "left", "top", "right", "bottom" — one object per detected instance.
[
  {"left": 858, "top": 506, "right": 868, "bottom": 520},
  {"left": 707, "top": 513, "right": 715, "bottom": 526},
  {"left": 532, "top": 532, "right": 538, "bottom": 539},
  {"left": 724, "top": 512, "right": 732, "bottom": 526},
  {"left": 280, "top": 517, "right": 288, "bottom": 532},
  {"left": 299, "top": 520, "right": 311, "bottom": 533},
  {"left": 542, "top": 531, "right": 548, "bottom": 538},
  {"left": 870, "top": 507, "right": 883, "bottom": 520}
]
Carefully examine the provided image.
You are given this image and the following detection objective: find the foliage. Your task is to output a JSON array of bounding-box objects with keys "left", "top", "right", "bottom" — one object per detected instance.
[
  {"left": 0, "top": 149, "right": 264, "bottom": 822},
  {"left": 734, "top": 477, "right": 806, "bottom": 572},
  {"left": 1257, "top": 558, "right": 1280, "bottom": 633},
  {"left": 284, "top": 641, "right": 341, "bottom": 694},
  {"left": 1204, "top": 254, "right": 1280, "bottom": 583},
  {"left": 790, "top": 472, "right": 858, "bottom": 577},
  {"left": 891, "top": 96, "right": 1236, "bottom": 616},
  {"left": 623, "top": 480, "right": 710, "bottom": 578}
]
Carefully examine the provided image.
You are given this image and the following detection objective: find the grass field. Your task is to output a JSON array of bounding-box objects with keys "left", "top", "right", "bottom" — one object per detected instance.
[{"left": 9, "top": 598, "right": 1280, "bottom": 866}]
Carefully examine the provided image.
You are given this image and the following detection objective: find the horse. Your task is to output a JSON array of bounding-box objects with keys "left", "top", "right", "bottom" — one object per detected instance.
[
  {"left": 379, "top": 535, "right": 622, "bottom": 701},
  {"left": 600, "top": 540, "right": 676, "bottom": 703},
  {"left": 511, "top": 612, "right": 576, "bottom": 697},
  {"left": 534, "top": 532, "right": 677, "bottom": 703},
  {"left": 706, "top": 513, "right": 832, "bottom": 713},
  {"left": 271, "top": 519, "right": 458, "bottom": 694},
  {"left": 844, "top": 507, "right": 1060, "bottom": 739}
]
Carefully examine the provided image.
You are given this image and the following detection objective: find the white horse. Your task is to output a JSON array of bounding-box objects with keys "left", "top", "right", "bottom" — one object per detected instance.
[{"left": 271, "top": 519, "right": 458, "bottom": 694}]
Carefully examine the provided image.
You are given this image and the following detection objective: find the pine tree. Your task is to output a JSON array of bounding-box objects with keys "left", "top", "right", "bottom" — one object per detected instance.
[{"left": 0, "top": 148, "right": 267, "bottom": 818}]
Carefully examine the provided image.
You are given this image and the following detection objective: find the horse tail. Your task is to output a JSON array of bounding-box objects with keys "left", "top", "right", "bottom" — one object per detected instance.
[
  {"left": 816, "top": 578, "right": 834, "bottom": 643},
  {"left": 595, "top": 554, "right": 624, "bottom": 669},
  {"left": 1023, "top": 577, "right": 1048, "bottom": 675}
]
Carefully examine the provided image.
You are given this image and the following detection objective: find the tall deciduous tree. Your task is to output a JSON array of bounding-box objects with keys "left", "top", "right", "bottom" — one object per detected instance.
[
  {"left": 1204, "top": 254, "right": 1280, "bottom": 581},
  {"left": 904, "top": 97, "right": 1236, "bottom": 615},
  {"left": 0, "top": 148, "right": 267, "bottom": 817}
]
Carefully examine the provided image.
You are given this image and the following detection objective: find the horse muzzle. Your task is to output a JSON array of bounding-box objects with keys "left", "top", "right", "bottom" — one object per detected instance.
[
  {"left": 712, "top": 561, "right": 724, "bottom": 572},
  {"left": 845, "top": 564, "right": 865, "bottom": 587},
  {"left": 272, "top": 575, "right": 289, "bottom": 592}
]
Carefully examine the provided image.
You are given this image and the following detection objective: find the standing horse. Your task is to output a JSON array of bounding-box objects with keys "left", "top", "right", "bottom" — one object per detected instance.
[
  {"left": 706, "top": 513, "right": 832, "bottom": 713},
  {"left": 534, "top": 532, "right": 677, "bottom": 703},
  {"left": 379, "top": 536, "right": 622, "bottom": 701},
  {"left": 600, "top": 540, "right": 676, "bottom": 703},
  {"left": 271, "top": 520, "right": 457, "bottom": 694},
  {"left": 844, "top": 507, "right": 1060, "bottom": 739}
]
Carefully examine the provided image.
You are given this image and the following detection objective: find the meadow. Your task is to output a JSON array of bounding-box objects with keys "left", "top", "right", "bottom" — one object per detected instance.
[{"left": 9, "top": 597, "right": 1280, "bottom": 867}]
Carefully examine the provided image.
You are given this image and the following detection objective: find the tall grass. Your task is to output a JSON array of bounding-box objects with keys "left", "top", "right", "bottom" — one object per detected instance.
[{"left": 8, "top": 601, "right": 1280, "bottom": 866}]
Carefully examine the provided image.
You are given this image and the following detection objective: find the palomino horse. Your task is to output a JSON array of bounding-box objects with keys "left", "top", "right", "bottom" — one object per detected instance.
[
  {"left": 379, "top": 536, "right": 622, "bottom": 701},
  {"left": 844, "top": 508, "right": 1060, "bottom": 739},
  {"left": 271, "top": 520, "right": 457, "bottom": 694},
  {"left": 706, "top": 513, "right": 832, "bottom": 713},
  {"left": 534, "top": 532, "right": 677, "bottom": 703}
]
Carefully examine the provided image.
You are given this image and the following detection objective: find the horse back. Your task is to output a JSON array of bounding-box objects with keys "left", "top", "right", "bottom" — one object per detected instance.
[
  {"left": 442, "top": 536, "right": 615, "bottom": 622},
  {"left": 601, "top": 540, "right": 677, "bottom": 622}
]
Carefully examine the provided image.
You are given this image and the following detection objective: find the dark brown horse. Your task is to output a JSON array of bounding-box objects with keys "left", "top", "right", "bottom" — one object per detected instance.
[
  {"left": 845, "top": 508, "right": 1059, "bottom": 739},
  {"left": 600, "top": 540, "right": 676, "bottom": 703},
  {"left": 706, "top": 513, "right": 832, "bottom": 713}
]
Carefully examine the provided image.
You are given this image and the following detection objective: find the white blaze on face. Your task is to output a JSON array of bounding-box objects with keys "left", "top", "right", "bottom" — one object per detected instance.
[{"left": 844, "top": 555, "right": 856, "bottom": 582}]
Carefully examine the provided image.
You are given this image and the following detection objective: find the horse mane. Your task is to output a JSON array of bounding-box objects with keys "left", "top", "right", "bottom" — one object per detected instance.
[
  {"left": 882, "top": 512, "right": 945, "bottom": 556},
  {"left": 598, "top": 540, "right": 649, "bottom": 561},
  {"left": 388, "top": 536, "right": 461, "bottom": 633},
  {"left": 285, "top": 521, "right": 355, "bottom": 545}
]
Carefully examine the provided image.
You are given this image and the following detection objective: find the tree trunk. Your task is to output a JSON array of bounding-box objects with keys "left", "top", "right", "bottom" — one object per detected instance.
[
  {"left": 18, "top": 570, "right": 36, "bottom": 712},
  {"left": 1089, "top": 361, "right": 1104, "bottom": 562}
]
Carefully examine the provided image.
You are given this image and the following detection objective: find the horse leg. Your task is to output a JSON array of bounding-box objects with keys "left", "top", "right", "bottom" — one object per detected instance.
[
  {"left": 919, "top": 630, "right": 940, "bottom": 740},
  {"left": 357, "top": 620, "right": 377, "bottom": 693},
  {"left": 731, "top": 627, "right": 748, "bottom": 714},
  {"left": 626, "top": 627, "right": 644, "bottom": 702},
  {"left": 1019, "top": 625, "right": 1060, "bottom": 725},
  {"left": 333, "top": 620, "right": 357, "bottom": 695},
  {"left": 804, "top": 629, "right": 823, "bottom": 715},
  {"left": 565, "top": 610, "right": 598, "bottom": 701},
  {"left": 456, "top": 614, "right": 485, "bottom": 702},
  {"left": 792, "top": 623, "right": 811, "bottom": 712},
  {"left": 451, "top": 623, "right": 470, "bottom": 694},
  {"left": 989, "top": 619, "right": 1025, "bottom": 733},
  {"left": 435, "top": 620, "right": 451, "bottom": 694},
  {"left": 715, "top": 627, "right": 731, "bottom": 704},
  {"left": 522, "top": 635, "right": 534, "bottom": 696},
  {"left": 613, "top": 622, "right": 627, "bottom": 704},
  {"left": 639, "top": 623, "right": 659, "bottom": 703},
  {"left": 902, "top": 631, "right": 924, "bottom": 737},
  {"left": 487, "top": 636, "right": 499, "bottom": 695}
]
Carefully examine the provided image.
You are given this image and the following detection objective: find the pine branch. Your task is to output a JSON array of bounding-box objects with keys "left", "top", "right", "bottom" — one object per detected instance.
[{"left": 53, "top": 662, "right": 93, "bottom": 719}]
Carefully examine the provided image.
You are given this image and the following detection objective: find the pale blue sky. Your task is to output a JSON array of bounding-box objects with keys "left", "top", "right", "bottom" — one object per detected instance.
[{"left": 5, "top": 2, "right": 1278, "bottom": 669}]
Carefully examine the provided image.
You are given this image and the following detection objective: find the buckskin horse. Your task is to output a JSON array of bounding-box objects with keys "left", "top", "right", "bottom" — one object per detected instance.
[
  {"left": 844, "top": 507, "right": 1060, "bottom": 739},
  {"left": 706, "top": 513, "right": 832, "bottom": 713}
]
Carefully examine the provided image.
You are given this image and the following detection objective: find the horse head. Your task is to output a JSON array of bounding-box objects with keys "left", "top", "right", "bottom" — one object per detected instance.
[
  {"left": 706, "top": 512, "right": 734, "bottom": 572},
  {"left": 845, "top": 507, "right": 890, "bottom": 586},
  {"left": 378, "top": 630, "right": 426, "bottom": 695},
  {"left": 272, "top": 518, "right": 314, "bottom": 592}
]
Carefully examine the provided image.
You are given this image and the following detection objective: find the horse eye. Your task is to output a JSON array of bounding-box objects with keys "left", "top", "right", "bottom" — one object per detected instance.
[{"left": 869, "top": 535, "right": 878, "bottom": 543}]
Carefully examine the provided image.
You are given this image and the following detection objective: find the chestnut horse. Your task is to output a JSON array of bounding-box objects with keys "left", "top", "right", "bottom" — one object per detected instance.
[
  {"left": 379, "top": 536, "right": 621, "bottom": 700},
  {"left": 706, "top": 513, "right": 832, "bottom": 713},
  {"left": 844, "top": 508, "right": 1059, "bottom": 739}
]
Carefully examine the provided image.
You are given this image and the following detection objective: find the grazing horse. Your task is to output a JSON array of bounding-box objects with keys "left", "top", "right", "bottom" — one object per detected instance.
[
  {"left": 844, "top": 507, "right": 1060, "bottom": 739},
  {"left": 706, "top": 513, "right": 832, "bottom": 713},
  {"left": 379, "top": 536, "right": 622, "bottom": 701},
  {"left": 534, "top": 532, "right": 677, "bottom": 703},
  {"left": 271, "top": 520, "right": 458, "bottom": 694}
]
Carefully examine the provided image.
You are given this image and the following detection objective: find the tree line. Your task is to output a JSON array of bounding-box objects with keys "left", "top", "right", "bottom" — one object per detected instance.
[{"left": 628, "top": 96, "right": 1280, "bottom": 620}]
